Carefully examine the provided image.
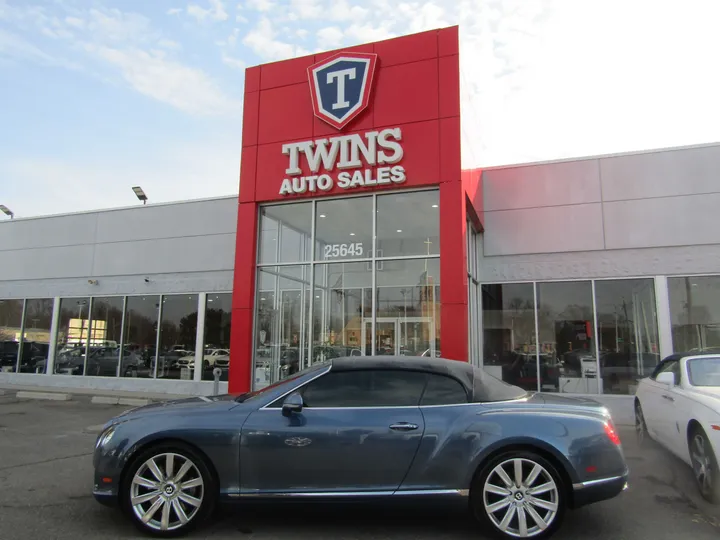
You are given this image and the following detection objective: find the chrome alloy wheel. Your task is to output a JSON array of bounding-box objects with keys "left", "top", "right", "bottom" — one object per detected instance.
[
  {"left": 130, "top": 452, "right": 205, "bottom": 532},
  {"left": 482, "top": 457, "right": 559, "bottom": 538},
  {"left": 691, "top": 433, "right": 714, "bottom": 498}
]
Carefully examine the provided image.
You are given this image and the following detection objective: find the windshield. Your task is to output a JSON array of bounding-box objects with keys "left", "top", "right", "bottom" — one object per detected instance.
[
  {"left": 472, "top": 365, "right": 529, "bottom": 402},
  {"left": 235, "top": 361, "right": 330, "bottom": 403},
  {"left": 687, "top": 357, "right": 720, "bottom": 387}
]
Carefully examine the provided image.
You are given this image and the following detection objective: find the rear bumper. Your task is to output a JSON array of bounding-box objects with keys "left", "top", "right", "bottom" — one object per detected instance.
[{"left": 571, "top": 470, "right": 629, "bottom": 508}]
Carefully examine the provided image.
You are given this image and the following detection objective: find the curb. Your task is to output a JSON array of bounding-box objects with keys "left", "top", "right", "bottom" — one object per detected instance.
[
  {"left": 90, "top": 396, "right": 152, "bottom": 406},
  {"left": 16, "top": 391, "right": 72, "bottom": 401}
]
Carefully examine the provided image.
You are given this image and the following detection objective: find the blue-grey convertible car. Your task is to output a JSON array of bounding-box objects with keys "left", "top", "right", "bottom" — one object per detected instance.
[{"left": 93, "top": 356, "right": 629, "bottom": 539}]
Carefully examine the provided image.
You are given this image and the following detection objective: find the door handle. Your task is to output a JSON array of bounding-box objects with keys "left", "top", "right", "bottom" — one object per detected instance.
[
  {"left": 662, "top": 394, "right": 675, "bottom": 402},
  {"left": 389, "top": 422, "right": 419, "bottom": 431}
]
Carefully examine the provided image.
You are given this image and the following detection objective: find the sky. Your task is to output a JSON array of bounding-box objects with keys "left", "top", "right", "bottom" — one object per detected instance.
[{"left": 1, "top": 0, "right": 720, "bottom": 219}]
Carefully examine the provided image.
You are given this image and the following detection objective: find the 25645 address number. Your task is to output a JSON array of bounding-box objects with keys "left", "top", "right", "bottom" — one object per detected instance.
[{"left": 323, "top": 243, "right": 364, "bottom": 259}]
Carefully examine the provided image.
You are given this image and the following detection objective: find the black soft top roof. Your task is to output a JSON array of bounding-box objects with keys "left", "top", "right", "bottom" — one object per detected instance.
[{"left": 330, "top": 356, "right": 527, "bottom": 403}]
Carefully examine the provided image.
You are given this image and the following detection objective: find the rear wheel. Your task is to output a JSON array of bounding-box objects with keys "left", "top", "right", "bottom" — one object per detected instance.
[
  {"left": 121, "top": 442, "right": 216, "bottom": 537},
  {"left": 471, "top": 451, "right": 566, "bottom": 539},
  {"left": 689, "top": 426, "right": 720, "bottom": 504}
]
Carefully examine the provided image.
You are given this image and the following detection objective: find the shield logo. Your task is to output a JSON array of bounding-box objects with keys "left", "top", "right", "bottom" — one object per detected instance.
[{"left": 308, "top": 52, "right": 378, "bottom": 130}]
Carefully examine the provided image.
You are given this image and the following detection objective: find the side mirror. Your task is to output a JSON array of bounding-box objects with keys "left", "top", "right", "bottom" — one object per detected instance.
[
  {"left": 282, "top": 392, "right": 304, "bottom": 417},
  {"left": 656, "top": 371, "right": 675, "bottom": 388}
]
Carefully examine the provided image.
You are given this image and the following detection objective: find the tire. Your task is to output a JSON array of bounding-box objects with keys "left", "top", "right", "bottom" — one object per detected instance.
[
  {"left": 635, "top": 400, "right": 648, "bottom": 448},
  {"left": 120, "top": 442, "right": 217, "bottom": 537},
  {"left": 471, "top": 450, "right": 566, "bottom": 539},
  {"left": 688, "top": 426, "right": 720, "bottom": 504}
]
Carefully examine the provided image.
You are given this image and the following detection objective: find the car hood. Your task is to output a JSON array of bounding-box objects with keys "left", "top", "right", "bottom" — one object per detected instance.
[{"left": 107, "top": 393, "right": 243, "bottom": 425}]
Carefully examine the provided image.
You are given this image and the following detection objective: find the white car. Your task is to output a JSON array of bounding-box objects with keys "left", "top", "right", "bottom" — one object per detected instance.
[
  {"left": 177, "top": 348, "right": 229, "bottom": 370},
  {"left": 634, "top": 352, "right": 720, "bottom": 503}
]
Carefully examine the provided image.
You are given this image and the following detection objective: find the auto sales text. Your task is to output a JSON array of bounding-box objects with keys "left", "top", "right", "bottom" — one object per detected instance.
[{"left": 279, "top": 127, "right": 406, "bottom": 195}]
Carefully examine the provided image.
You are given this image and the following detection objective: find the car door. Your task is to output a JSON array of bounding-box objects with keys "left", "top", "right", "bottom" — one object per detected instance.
[
  {"left": 640, "top": 359, "right": 679, "bottom": 443},
  {"left": 240, "top": 368, "right": 427, "bottom": 495},
  {"left": 649, "top": 359, "right": 683, "bottom": 446}
]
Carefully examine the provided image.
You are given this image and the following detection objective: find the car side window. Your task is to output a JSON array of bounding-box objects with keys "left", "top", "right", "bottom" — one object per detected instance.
[
  {"left": 420, "top": 374, "right": 468, "bottom": 405},
  {"left": 296, "top": 370, "right": 427, "bottom": 408}
]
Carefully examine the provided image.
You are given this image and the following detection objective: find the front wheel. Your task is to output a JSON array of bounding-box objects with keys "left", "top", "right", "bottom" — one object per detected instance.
[
  {"left": 689, "top": 427, "right": 720, "bottom": 504},
  {"left": 471, "top": 451, "right": 566, "bottom": 539},
  {"left": 121, "top": 443, "right": 216, "bottom": 537}
]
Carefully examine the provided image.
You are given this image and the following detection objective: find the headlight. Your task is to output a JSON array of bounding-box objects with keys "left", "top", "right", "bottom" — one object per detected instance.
[{"left": 95, "top": 425, "right": 116, "bottom": 449}]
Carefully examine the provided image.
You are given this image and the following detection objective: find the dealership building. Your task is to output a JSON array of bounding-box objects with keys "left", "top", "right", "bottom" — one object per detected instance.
[{"left": 2, "top": 26, "right": 720, "bottom": 416}]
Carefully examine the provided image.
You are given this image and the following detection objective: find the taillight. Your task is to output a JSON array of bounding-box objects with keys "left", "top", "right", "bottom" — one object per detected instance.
[{"left": 604, "top": 422, "right": 621, "bottom": 445}]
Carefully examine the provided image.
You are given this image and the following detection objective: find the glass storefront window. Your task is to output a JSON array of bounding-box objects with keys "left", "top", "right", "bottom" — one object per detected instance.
[
  {"left": 0, "top": 299, "right": 24, "bottom": 373},
  {"left": 84, "top": 296, "right": 126, "bottom": 377},
  {"left": 202, "top": 293, "right": 232, "bottom": 382},
  {"left": 254, "top": 266, "right": 311, "bottom": 389},
  {"left": 54, "top": 297, "right": 90, "bottom": 376},
  {"left": 669, "top": 275, "right": 720, "bottom": 354},
  {"left": 259, "top": 203, "right": 312, "bottom": 264},
  {"left": 481, "top": 283, "right": 537, "bottom": 391},
  {"left": 376, "top": 191, "right": 440, "bottom": 258},
  {"left": 312, "top": 262, "right": 370, "bottom": 362},
  {"left": 537, "top": 281, "right": 595, "bottom": 393},
  {"left": 122, "top": 295, "right": 160, "bottom": 378},
  {"left": 315, "top": 197, "right": 373, "bottom": 261},
  {"left": 20, "top": 299, "right": 53, "bottom": 374},
  {"left": 156, "top": 294, "right": 199, "bottom": 380},
  {"left": 595, "top": 279, "right": 660, "bottom": 394},
  {"left": 254, "top": 192, "right": 442, "bottom": 390},
  {"left": 375, "top": 258, "right": 440, "bottom": 357}
]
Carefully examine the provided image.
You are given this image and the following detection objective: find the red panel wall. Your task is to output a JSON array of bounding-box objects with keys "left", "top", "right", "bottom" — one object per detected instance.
[{"left": 231, "top": 25, "right": 468, "bottom": 393}]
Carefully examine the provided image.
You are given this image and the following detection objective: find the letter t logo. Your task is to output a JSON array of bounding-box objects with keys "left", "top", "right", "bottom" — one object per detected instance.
[{"left": 327, "top": 68, "right": 356, "bottom": 110}]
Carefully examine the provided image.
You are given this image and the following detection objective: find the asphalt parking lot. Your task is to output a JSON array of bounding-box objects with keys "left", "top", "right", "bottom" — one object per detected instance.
[{"left": 0, "top": 393, "right": 719, "bottom": 539}]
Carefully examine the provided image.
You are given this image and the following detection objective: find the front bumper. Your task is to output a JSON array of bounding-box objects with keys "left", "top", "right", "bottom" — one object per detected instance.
[
  {"left": 571, "top": 470, "right": 629, "bottom": 508},
  {"left": 93, "top": 486, "right": 119, "bottom": 507}
]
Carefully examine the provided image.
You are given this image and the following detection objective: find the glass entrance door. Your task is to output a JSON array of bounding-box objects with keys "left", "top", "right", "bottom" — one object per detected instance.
[{"left": 362, "top": 317, "right": 434, "bottom": 356}]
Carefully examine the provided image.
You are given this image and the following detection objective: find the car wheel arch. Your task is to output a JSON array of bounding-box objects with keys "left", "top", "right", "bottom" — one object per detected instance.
[
  {"left": 469, "top": 439, "right": 577, "bottom": 505},
  {"left": 687, "top": 419, "right": 704, "bottom": 443},
  {"left": 119, "top": 436, "right": 221, "bottom": 498}
]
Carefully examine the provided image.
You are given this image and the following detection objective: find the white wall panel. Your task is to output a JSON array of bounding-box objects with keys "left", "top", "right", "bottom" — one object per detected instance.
[
  {"left": 1, "top": 245, "right": 95, "bottom": 281},
  {"left": 96, "top": 198, "right": 238, "bottom": 243},
  {"left": 92, "top": 233, "right": 236, "bottom": 276},
  {"left": 0, "top": 213, "right": 97, "bottom": 251},
  {"left": 478, "top": 243, "right": 720, "bottom": 283},
  {"left": 483, "top": 159, "right": 601, "bottom": 211},
  {"left": 483, "top": 203, "right": 605, "bottom": 256},
  {"left": 600, "top": 145, "right": 720, "bottom": 201},
  {"left": 604, "top": 193, "right": 720, "bottom": 250}
]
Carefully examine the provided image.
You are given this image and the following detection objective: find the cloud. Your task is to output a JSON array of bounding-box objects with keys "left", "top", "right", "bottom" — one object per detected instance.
[
  {"left": 222, "top": 53, "right": 245, "bottom": 69},
  {"left": 64, "top": 16, "right": 84, "bottom": 28},
  {"left": 326, "top": 0, "right": 369, "bottom": 21},
  {"left": 0, "top": 28, "right": 82, "bottom": 70},
  {"left": 316, "top": 26, "right": 343, "bottom": 49},
  {"left": 86, "top": 45, "right": 242, "bottom": 116},
  {"left": 1, "top": 137, "right": 242, "bottom": 218},
  {"left": 242, "top": 16, "right": 310, "bottom": 60},
  {"left": 167, "top": 8, "right": 183, "bottom": 16},
  {"left": 289, "top": 0, "right": 323, "bottom": 19},
  {"left": 244, "top": 0, "right": 275, "bottom": 11},
  {"left": 187, "top": 0, "right": 229, "bottom": 22}
]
